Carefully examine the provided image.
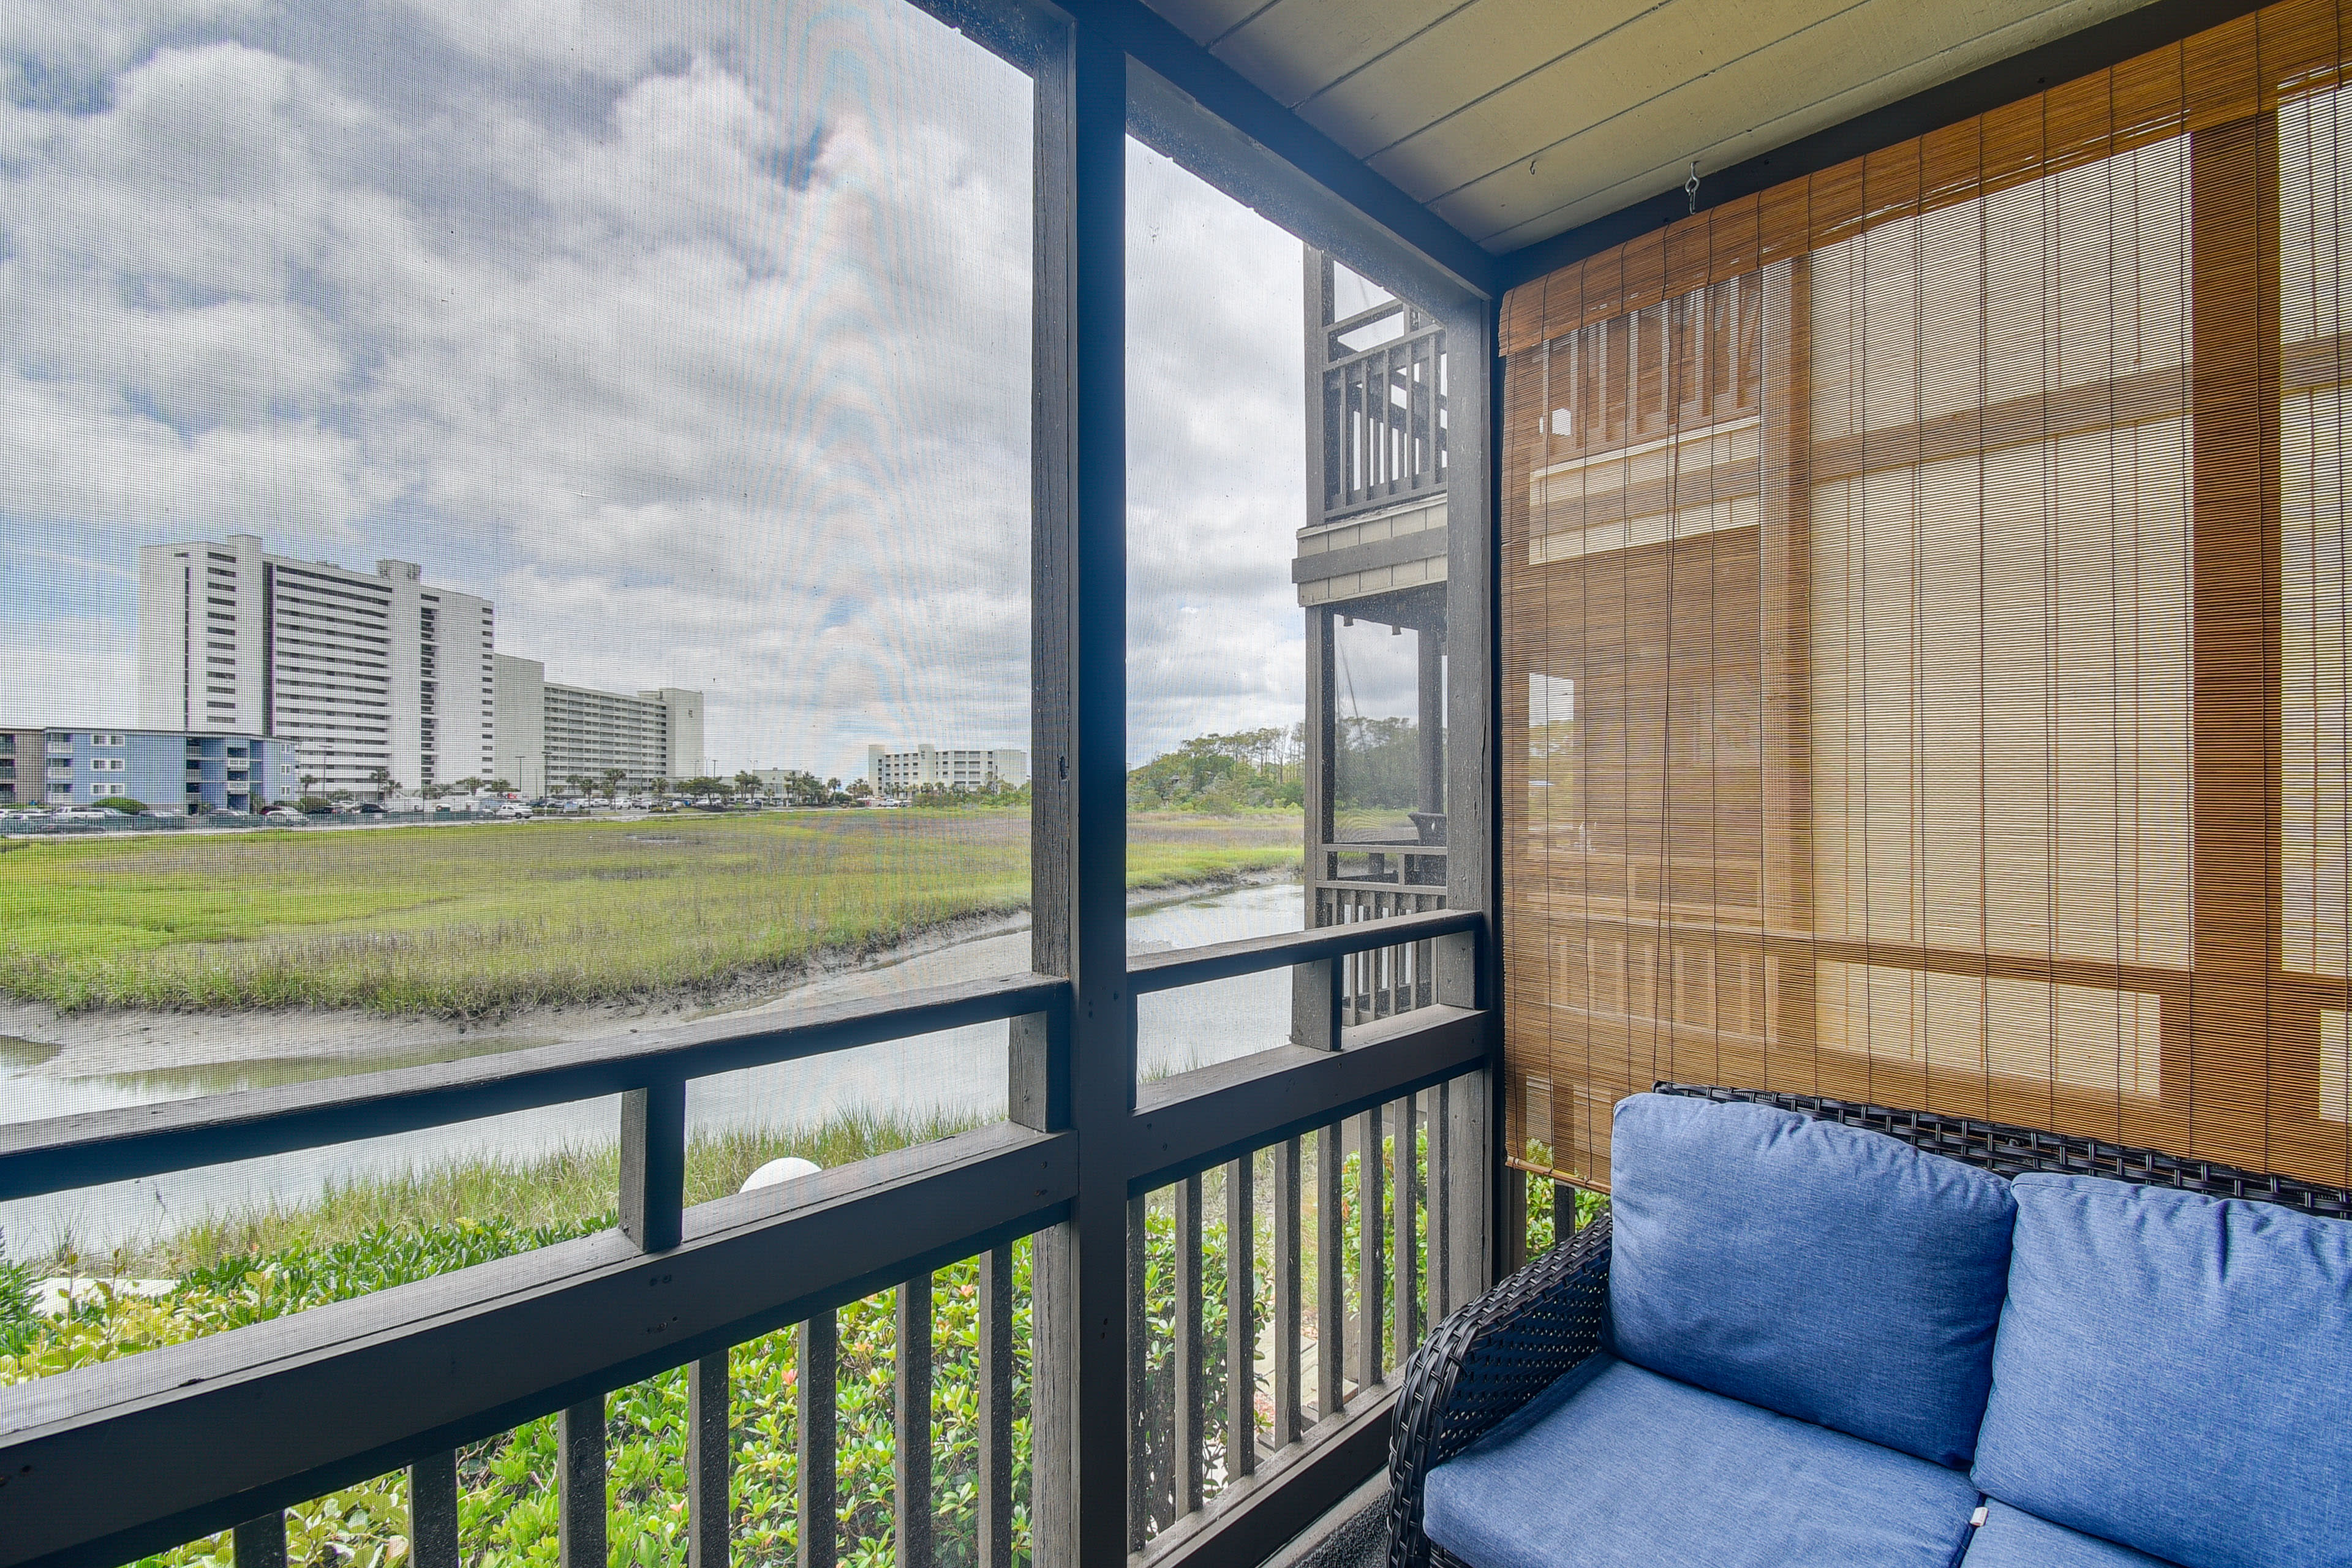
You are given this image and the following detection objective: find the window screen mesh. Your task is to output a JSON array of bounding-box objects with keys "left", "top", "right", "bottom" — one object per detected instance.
[{"left": 1502, "top": 0, "right": 2352, "bottom": 1191}]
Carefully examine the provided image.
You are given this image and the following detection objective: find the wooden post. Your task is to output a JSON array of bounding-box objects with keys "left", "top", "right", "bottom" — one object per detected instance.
[
  {"left": 558, "top": 1395, "right": 605, "bottom": 1568},
  {"left": 688, "top": 1351, "right": 729, "bottom": 1568},
  {"left": 409, "top": 1451, "right": 459, "bottom": 1568},
  {"left": 1022, "top": 19, "right": 1132, "bottom": 1568},
  {"left": 978, "top": 1244, "right": 1016, "bottom": 1568},
  {"left": 619, "top": 1079, "right": 685, "bottom": 1253},
  {"left": 799, "top": 1314, "right": 837, "bottom": 1568},
  {"left": 1224, "top": 1153, "right": 1257, "bottom": 1480},
  {"left": 896, "top": 1275, "right": 935, "bottom": 1568}
]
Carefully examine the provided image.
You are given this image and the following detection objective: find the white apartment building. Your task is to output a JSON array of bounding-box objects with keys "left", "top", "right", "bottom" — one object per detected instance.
[
  {"left": 493, "top": 655, "right": 703, "bottom": 795},
  {"left": 865, "top": 743, "right": 1028, "bottom": 796},
  {"left": 137, "top": 535, "right": 494, "bottom": 797}
]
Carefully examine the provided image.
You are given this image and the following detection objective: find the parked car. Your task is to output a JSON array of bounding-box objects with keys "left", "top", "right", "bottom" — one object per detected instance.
[
  {"left": 262, "top": 805, "right": 307, "bottom": 822},
  {"left": 496, "top": 802, "right": 533, "bottom": 819},
  {"left": 51, "top": 805, "right": 111, "bottom": 822}
]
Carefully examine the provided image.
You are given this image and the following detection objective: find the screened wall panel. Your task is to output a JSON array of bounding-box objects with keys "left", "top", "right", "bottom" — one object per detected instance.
[{"left": 1503, "top": 0, "right": 2352, "bottom": 1191}]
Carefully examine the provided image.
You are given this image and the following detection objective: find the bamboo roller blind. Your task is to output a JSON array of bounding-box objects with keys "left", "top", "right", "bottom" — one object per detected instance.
[{"left": 1501, "top": 0, "right": 2352, "bottom": 1191}]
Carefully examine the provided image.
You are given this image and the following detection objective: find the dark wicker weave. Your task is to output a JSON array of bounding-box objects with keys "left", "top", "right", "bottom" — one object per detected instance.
[
  {"left": 1384, "top": 1082, "right": 2352, "bottom": 1568},
  {"left": 1384, "top": 1210, "right": 1611, "bottom": 1568}
]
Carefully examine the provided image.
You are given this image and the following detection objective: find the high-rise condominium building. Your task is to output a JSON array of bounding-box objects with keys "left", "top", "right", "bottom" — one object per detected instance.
[
  {"left": 138, "top": 535, "right": 494, "bottom": 797},
  {"left": 865, "top": 743, "right": 1027, "bottom": 796},
  {"left": 492, "top": 655, "right": 703, "bottom": 796}
]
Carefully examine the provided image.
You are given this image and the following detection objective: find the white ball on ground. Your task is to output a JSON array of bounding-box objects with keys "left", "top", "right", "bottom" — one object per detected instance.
[{"left": 740, "top": 1156, "right": 822, "bottom": 1193}]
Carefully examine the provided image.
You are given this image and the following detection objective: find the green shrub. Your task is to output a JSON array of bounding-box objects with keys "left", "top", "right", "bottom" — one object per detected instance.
[{"left": 0, "top": 1229, "right": 36, "bottom": 1358}]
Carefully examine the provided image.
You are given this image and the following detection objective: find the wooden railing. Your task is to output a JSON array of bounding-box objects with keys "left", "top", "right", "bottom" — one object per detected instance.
[
  {"left": 1321, "top": 325, "right": 1447, "bottom": 522},
  {"left": 1127, "top": 1077, "right": 1479, "bottom": 1562},
  {"left": 0, "top": 916, "right": 1493, "bottom": 1568}
]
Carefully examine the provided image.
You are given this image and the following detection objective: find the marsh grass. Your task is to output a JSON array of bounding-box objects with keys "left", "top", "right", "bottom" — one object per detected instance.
[
  {"left": 0, "top": 809, "right": 1299, "bottom": 1017},
  {"left": 26, "top": 1110, "right": 972, "bottom": 1279}
]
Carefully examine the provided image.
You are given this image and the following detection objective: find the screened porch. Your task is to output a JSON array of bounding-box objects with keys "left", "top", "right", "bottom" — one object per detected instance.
[{"left": 2, "top": 1, "right": 2348, "bottom": 1567}]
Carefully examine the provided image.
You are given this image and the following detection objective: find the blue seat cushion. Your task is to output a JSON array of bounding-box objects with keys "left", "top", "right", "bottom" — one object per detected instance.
[
  {"left": 1959, "top": 1502, "right": 2181, "bottom": 1567},
  {"left": 1972, "top": 1174, "right": 2352, "bottom": 1568},
  {"left": 1423, "top": 1356, "right": 1980, "bottom": 1568},
  {"left": 1607, "top": 1092, "right": 2016, "bottom": 1466}
]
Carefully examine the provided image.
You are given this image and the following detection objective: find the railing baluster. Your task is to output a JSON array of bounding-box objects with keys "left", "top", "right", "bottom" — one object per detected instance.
[
  {"left": 799, "top": 1312, "right": 837, "bottom": 1568},
  {"left": 1224, "top": 1153, "right": 1256, "bottom": 1482},
  {"left": 979, "top": 1242, "right": 1015, "bottom": 1568},
  {"left": 559, "top": 1395, "right": 605, "bottom": 1568},
  {"left": 1174, "top": 1173, "right": 1204, "bottom": 1516},
  {"left": 1126, "top": 1192, "right": 1149, "bottom": 1554},
  {"left": 897, "top": 1274, "right": 935, "bottom": 1568},
  {"left": 1293, "top": 952, "right": 1340, "bottom": 1051},
  {"left": 1393, "top": 1094, "right": 1420, "bottom": 1366},
  {"left": 232, "top": 1513, "right": 285, "bottom": 1568},
  {"left": 1316, "top": 1121, "right": 1344, "bottom": 1421},
  {"left": 618, "top": 1079, "right": 685, "bottom": 1253},
  {"left": 409, "top": 1449, "right": 459, "bottom": 1568},
  {"left": 1356, "top": 1104, "right": 1385, "bottom": 1390},
  {"left": 1427, "top": 1083, "right": 1453, "bottom": 1325},
  {"left": 689, "top": 1349, "right": 729, "bottom": 1568},
  {"left": 1354, "top": 352, "right": 1372, "bottom": 495},
  {"left": 1273, "top": 1135, "right": 1302, "bottom": 1449}
]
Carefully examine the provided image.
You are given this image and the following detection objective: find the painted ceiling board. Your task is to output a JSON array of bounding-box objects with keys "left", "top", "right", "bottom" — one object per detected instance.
[
  {"left": 1144, "top": 0, "right": 1269, "bottom": 48},
  {"left": 1291, "top": 0, "right": 1705, "bottom": 163},
  {"left": 1140, "top": 0, "right": 2167, "bottom": 254},
  {"left": 1362, "top": 0, "right": 1994, "bottom": 203},
  {"left": 1210, "top": 0, "right": 1468, "bottom": 110},
  {"left": 1429, "top": 0, "right": 2148, "bottom": 245}
]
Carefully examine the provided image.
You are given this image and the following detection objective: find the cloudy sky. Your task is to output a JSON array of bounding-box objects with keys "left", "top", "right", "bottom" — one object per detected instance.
[{"left": 0, "top": 0, "right": 1417, "bottom": 778}]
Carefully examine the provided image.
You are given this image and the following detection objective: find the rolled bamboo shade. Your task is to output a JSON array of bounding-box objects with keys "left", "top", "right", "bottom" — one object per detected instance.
[{"left": 1502, "top": 0, "right": 2352, "bottom": 1191}]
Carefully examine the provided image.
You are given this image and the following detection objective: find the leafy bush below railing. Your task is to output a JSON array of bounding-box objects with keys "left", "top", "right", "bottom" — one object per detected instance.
[
  {"left": 3, "top": 1120, "right": 1506, "bottom": 1564},
  {"left": 5, "top": 1219, "right": 1035, "bottom": 1568}
]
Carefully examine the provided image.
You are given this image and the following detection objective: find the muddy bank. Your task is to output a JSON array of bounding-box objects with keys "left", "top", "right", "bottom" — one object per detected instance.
[{"left": 0, "top": 870, "right": 1298, "bottom": 1095}]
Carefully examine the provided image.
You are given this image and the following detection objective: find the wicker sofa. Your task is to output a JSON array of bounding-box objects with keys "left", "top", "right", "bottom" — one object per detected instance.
[{"left": 1386, "top": 1084, "right": 2352, "bottom": 1568}]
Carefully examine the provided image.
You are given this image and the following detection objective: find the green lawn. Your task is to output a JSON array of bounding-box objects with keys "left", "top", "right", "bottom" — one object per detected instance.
[{"left": 0, "top": 809, "right": 1299, "bottom": 1017}]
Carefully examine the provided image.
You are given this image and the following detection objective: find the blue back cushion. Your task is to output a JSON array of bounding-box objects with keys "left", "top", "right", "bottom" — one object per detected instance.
[
  {"left": 1972, "top": 1175, "right": 2352, "bottom": 1568},
  {"left": 1607, "top": 1093, "right": 2016, "bottom": 1468}
]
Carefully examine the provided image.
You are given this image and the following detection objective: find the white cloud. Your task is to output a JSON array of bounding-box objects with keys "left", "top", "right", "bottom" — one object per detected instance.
[
  {"left": 0, "top": 612, "right": 137, "bottom": 725},
  {"left": 0, "top": 0, "right": 1412, "bottom": 779}
]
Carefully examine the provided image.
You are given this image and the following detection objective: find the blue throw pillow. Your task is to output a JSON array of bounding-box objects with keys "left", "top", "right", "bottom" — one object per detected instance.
[
  {"left": 1972, "top": 1175, "right": 2352, "bottom": 1568},
  {"left": 1607, "top": 1092, "right": 2016, "bottom": 1468}
]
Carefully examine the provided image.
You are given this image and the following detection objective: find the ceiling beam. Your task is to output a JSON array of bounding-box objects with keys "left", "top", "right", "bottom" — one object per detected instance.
[{"left": 1054, "top": 0, "right": 1501, "bottom": 297}]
